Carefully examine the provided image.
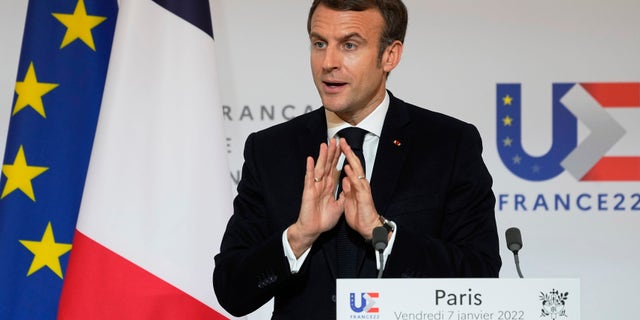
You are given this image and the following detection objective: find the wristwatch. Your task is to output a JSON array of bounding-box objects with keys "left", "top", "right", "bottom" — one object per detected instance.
[{"left": 378, "top": 215, "right": 394, "bottom": 233}]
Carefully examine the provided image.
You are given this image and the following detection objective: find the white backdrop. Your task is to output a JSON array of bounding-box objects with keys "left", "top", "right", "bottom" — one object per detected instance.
[{"left": 2, "top": 1, "right": 639, "bottom": 319}]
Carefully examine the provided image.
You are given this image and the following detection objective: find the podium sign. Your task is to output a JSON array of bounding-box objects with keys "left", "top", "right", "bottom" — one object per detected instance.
[{"left": 337, "top": 278, "right": 579, "bottom": 320}]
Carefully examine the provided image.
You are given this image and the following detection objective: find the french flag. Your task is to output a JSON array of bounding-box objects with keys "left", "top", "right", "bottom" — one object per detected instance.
[{"left": 58, "top": 0, "right": 234, "bottom": 318}]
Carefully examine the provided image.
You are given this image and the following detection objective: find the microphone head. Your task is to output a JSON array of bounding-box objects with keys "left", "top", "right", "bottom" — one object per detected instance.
[
  {"left": 505, "top": 227, "right": 523, "bottom": 253},
  {"left": 372, "top": 226, "right": 389, "bottom": 251}
]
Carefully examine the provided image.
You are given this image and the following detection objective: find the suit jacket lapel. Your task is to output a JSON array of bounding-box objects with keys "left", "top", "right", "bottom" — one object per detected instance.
[
  {"left": 298, "top": 108, "right": 327, "bottom": 164},
  {"left": 350, "top": 94, "right": 411, "bottom": 277},
  {"left": 370, "top": 93, "right": 411, "bottom": 218}
]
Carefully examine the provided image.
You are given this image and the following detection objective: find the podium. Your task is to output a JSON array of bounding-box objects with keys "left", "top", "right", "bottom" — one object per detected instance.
[{"left": 337, "top": 278, "right": 579, "bottom": 319}]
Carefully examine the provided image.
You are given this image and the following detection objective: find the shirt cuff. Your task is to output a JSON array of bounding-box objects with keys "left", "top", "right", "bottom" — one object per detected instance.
[{"left": 282, "top": 227, "right": 311, "bottom": 274}]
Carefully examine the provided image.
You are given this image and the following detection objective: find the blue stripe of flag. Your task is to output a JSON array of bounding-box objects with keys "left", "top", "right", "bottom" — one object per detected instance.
[{"left": 152, "top": 0, "right": 214, "bottom": 38}]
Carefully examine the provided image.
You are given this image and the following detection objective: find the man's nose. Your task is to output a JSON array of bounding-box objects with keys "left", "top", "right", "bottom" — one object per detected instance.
[{"left": 322, "top": 45, "right": 341, "bottom": 71}]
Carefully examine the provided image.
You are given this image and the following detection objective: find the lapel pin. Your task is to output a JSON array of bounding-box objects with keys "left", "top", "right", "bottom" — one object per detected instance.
[{"left": 393, "top": 139, "right": 402, "bottom": 147}]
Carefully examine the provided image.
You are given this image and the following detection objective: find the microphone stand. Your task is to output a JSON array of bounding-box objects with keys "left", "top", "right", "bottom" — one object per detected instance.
[
  {"left": 376, "top": 251, "right": 385, "bottom": 279},
  {"left": 512, "top": 251, "right": 523, "bottom": 278}
]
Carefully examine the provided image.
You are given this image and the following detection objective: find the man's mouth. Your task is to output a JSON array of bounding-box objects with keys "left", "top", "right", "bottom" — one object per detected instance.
[{"left": 323, "top": 81, "right": 347, "bottom": 88}]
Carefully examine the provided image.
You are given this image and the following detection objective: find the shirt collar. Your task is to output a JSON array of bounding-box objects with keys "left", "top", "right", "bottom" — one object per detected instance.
[{"left": 325, "top": 91, "right": 389, "bottom": 139}]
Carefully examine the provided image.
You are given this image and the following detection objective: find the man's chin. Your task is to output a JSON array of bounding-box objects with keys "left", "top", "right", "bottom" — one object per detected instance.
[
  {"left": 319, "top": 96, "right": 346, "bottom": 111},
  {"left": 322, "top": 103, "right": 347, "bottom": 114}
]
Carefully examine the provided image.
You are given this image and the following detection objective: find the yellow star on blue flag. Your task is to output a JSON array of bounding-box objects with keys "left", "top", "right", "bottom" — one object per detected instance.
[
  {"left": 19, "top": 222, "right": 72, "bottom": 278},
  {"left": 1, "top": 145, "right": 49, "bottom": 201},
  {"left": 52, "top": 0, "right": 108, "bottom": 51},
  {"left": 13, "top": 62, "right": 59, "bottom": 118}
]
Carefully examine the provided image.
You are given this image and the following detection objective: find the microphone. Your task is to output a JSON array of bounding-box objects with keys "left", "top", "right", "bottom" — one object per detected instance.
[
  {"left": 372, "top": 226, "right": 388, "bottom": 251},
  {"left": 505, "top": 227, "right": 524, "bottom": 278},
  {"left": 371, "top": 226, "right": 388, "bottom": 278}
]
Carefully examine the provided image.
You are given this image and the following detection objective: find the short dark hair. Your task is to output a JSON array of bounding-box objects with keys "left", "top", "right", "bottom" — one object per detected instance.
[{"left": 307, "top": 0, "right": 408, "bottom": 59}]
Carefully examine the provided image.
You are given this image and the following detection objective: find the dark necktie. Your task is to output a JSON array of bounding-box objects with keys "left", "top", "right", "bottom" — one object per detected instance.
[{"left": 336, "top": 127, "right": 368, "bottom": 278}]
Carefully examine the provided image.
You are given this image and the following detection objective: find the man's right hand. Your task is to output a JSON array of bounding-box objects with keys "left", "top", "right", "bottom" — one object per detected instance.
[{"left": 288, "top": 139, "right": 343, "bottom": 258}]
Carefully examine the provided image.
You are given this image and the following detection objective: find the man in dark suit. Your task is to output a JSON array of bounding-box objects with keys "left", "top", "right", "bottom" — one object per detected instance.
[{"left": 213, "top": 0, "right": 501, "bottom": 319}]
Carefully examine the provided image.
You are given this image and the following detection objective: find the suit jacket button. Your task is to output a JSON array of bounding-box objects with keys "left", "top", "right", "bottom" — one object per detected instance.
[{"left": 331, "top": 294, "right": 336, "bottom": 303}]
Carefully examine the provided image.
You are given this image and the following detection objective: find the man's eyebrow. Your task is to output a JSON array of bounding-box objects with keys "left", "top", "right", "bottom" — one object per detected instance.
[
  {"left": 340, "top": 32, "right": 365, "bottom": 42},
  {"left": 309, "top": 31, "right": 326, "bottom": 41},
  {"left": 309, "top": 31, "right": 365, "bottom": 42}
]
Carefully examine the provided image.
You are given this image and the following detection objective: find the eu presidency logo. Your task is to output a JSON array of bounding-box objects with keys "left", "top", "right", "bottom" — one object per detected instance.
[
  {"left": 496, "top": 83, "right": 640, "bottom": 182},
  {"left": 350, "top": 292, "right": 379, "bottom": 314}
]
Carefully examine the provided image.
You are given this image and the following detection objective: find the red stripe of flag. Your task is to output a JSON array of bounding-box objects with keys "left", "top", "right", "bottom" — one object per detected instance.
[
  {"left": 581, "top": 157, "right": 640, "bottom": 181},
  {"left": 580, "top": 83, "right": 640, "bottom": 107},
  {"left": 58, "top": 231, "right": 227, "bottom": 319}
]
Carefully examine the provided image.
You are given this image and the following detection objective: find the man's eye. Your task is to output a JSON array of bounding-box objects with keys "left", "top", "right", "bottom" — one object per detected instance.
[
  {"left": 313, "top": 41, "right": 327, "bottom": 49},
  {"left": 344, "top": 43, "right": 356, "bottom": 50}
]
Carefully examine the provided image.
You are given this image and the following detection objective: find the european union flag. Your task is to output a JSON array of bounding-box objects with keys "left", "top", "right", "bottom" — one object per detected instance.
[{"left": 0, "top": 0, "right": 117, "bottom": 318}]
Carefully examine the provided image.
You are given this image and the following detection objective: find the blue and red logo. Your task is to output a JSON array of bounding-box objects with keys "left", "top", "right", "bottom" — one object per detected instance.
[
  {"left": 349, "top": 292, "right": 379, "bottom": 313},
  {"left": 497, "top": 83, "right": 640, "bottom": 181}
]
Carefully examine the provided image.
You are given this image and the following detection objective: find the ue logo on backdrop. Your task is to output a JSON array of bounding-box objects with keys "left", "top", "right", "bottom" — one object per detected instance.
[
  {"left": 496, "top": 83, "right": 640, "bottom": 182},
  {"left": 350, "top": 292, "right": 380, "bottom": 313}
]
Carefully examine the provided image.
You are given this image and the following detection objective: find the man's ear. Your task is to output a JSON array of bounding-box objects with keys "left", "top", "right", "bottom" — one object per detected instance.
[{"left": 381, "top": 40, "right": 403, "bottom": 73}]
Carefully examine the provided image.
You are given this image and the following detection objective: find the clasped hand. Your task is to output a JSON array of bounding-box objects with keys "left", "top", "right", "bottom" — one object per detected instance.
[{"left": 288, "top": 138, "right": 380, "bottom": 257}]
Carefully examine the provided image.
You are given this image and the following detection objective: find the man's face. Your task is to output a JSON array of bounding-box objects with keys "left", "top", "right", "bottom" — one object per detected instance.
[{"left": 309, "top": 5, "right": 390, "bottom": 123}]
